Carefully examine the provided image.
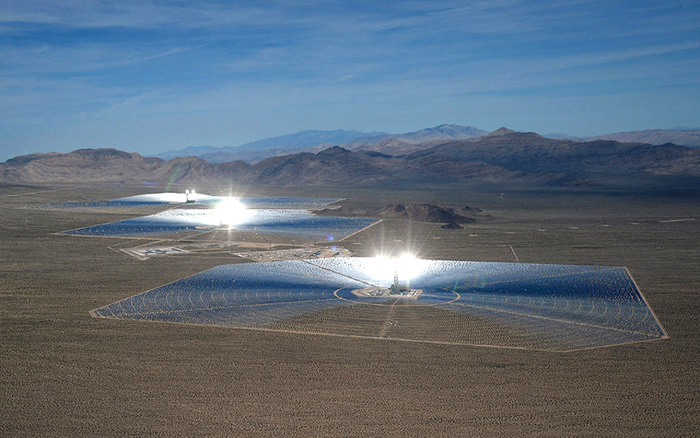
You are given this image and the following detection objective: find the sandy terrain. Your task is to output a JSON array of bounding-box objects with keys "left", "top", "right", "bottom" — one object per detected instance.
[{"left": 1, "top": 182, "right": 698, "bottom": 436}]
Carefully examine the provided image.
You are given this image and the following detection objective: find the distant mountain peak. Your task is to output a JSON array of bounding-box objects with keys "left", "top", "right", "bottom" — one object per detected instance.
[
  {"left": 439, "top": 123, "right": 480, "bottom": 130},
  {"left": 433, "top": 123, "right": 473, "bottom": 131},
  {"left": 487, "top": 127, "right": 518, "bottom": 137},
  {"left": 73, "top": 148, "right": 137, "bottom": 160},
  {"left": 383, "top": 124, "right": 488, "bottom": 146},
  {"left": 152, "top": 145, "right": 223, "bottom": 161},
  {"left": 317, "top": 145, "right": 352, "bottom": 156},
  {"left": 401, "top": 124, "right": 485, "bottom": 136}
]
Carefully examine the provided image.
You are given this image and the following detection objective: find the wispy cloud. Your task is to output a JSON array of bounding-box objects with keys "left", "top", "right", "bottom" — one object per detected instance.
[
  {"left": 0, "top": 0, "right": 275, "bottom": 30},
  {"left": 0, "top": 0, "right": 699, "bottom": 160}
]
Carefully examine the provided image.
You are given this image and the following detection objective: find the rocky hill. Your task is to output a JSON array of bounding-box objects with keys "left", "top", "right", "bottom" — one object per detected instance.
[
  {"left": 316, "top": 202, "right": 484, "bottom": 224},
  {"left": 378, "top": 203, "right": 480, "bottom": 223},
  {"left": 0, "top": 149, "right": 249, "bottom": 184}
]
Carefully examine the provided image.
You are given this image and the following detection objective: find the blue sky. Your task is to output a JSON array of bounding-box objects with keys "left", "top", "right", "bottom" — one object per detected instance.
[{"left": 1, "top": 0, "right": 699, "bottom": 161}]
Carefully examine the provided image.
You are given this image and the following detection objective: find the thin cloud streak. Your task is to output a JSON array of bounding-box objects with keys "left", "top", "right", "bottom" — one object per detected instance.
[{"left": 0, "top": 0, "right": 699, "bottom": 161}]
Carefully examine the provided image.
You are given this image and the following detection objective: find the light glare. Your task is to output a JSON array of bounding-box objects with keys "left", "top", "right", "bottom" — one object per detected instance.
[
  {"left": 216, "top": 198, "right": 250, "bottom": 227},
  {"left": 367, "top": 253, "right": 422, "bottom": 286}
]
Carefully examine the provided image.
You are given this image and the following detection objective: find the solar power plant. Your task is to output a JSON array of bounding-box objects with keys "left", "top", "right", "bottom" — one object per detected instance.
[
  {"left": 54, "top": 193, "right": 376, "bottom": 241},
  {"left": 92, "top": 258, "right": 667, "bottom": 352},
  {"left": 62, "top": 208, "right": 378, "bottom": 241},
  {"left": 39, "top": 193, "right": 342, "bottom": 209}
]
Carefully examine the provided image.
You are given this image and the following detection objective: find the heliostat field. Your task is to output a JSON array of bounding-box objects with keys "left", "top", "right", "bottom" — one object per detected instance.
[
  {"left": 55, "top": 192, "right": 379, "bottom": 242},
  {"left": 91, "top": 258, "right": 667, "bottom": 352}
]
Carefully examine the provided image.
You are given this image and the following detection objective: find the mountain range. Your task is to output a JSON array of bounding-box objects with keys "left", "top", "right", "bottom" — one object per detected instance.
[
  {"left": 153, "top": 125, "right": 700, "bottom": 164},
  {"left": 155, "top": 125, "right": 489, "bottom": 163},
  {"left": 157, "top": 129, "right": 386, "bottom": 163},
  {"left": 3, "top": 129, "right": 699, "bottom": 189},
  {"left": 587, "top": 128, "right": 700, "bottom": 146}
]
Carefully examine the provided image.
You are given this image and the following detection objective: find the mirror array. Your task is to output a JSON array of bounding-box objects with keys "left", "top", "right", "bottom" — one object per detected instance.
[
  {"left": 92, "top": 258, "right": 667, "bottom": 352},
  {"left": 62, "top": 209, "right": 377, "bottom": 241},
  {"left": 39, "top": 193, "right": 343, "bottom": 209},
  {"left": 54, "top": 192, "right": 378, "bottom": 242}
]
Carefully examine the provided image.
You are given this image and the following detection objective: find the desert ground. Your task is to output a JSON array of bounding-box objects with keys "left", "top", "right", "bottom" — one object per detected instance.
[{"left": 1, "top": 182, "right": 698, "bottom": 436}]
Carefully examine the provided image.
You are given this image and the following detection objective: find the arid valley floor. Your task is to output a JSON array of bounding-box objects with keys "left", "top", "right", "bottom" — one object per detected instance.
[{"left": 1, "top": 182, "right": 698, "bottom": 436}]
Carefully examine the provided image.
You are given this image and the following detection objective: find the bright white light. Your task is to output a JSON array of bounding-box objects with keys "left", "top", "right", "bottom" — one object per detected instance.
[
  {"left": 366, "top": 253, "right": 423, "bottom": 286},
  {"left": 215, "top": 198, "right": 250, "bottom": 227},
  {"left": 397, "top": 253, "right": 421, "bottom": 282},
  {"left": 399, "top": 252, "right": 415, "bottom": 261}
]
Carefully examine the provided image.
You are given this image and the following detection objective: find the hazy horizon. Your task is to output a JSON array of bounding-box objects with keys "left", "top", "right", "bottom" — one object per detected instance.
[{"left": 1, "top": 1, "right": 699, "bottom": 162}]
